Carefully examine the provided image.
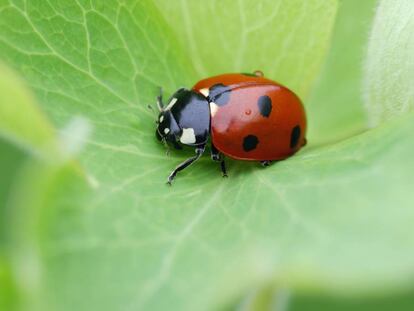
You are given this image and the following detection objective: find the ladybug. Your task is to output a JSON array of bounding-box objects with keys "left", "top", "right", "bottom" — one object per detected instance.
[{"left": 155, "top": 71, "right": 307, "bottom": 184}]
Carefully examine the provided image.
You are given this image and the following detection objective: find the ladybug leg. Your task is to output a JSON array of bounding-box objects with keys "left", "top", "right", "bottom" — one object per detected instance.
[
  {"left": 260, "top": 160, "right": 272, "bottom": 167},
  {"left": 211, "top": 144, "right": 228, "bottom": 177},
  {"left": 167, "top": 145, "right": 205, "bottom": 185},
  {"left": 220, "top": 160, "right": 227, "bottom": 177},
  {"left": 254, "top": 70, "right": 264, "bottom": 77}
]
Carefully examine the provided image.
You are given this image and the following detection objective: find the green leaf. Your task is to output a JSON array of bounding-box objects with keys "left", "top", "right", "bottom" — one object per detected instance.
[
  {"left": 0, "top": 62, "right": 60, "bottom": 311},
  {"left": 154, "top": 0, "right": 338, "bottom": 99},
  {"left": 292, "top": 289, "right": 414, "bottom": 311},
  {"left": 0, "top": 63, "right": 56, "bottom": 158},
  {"left": 0, "top": 143, "right": 21, "bottom": 311},
  {"left": 0, "top": 63, "right": 91, "bottom": 311},
  {"left": 2, "top": 0, "right": 414, "bottom": 310},
  {"left": 363, "top": 0, "right": 414, "bottom": 126},
  {"left": 307, "top": 0, "right": 378, "bottom": 143}
]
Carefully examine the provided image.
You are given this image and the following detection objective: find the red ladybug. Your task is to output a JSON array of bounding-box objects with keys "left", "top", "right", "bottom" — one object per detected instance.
[{"left": 155, "top": 71, "right": 307, "bottom": 184}]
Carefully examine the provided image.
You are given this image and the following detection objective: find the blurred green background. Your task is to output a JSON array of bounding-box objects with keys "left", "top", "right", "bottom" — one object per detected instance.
[{"left": 1, "top": 0, "right": 414, "bottom": 310}]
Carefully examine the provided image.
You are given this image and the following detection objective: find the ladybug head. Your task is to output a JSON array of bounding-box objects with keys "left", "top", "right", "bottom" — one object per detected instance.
[{"left": 155, "top": 109, "right": 182, "bottom": 148}]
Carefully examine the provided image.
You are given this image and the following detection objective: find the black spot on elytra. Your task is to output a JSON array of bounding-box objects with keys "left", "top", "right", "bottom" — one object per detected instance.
[
  {"left": 257, "top": 95, "right": 272, "bottom": 117},
  {"left": 290, "top": 125, "right": 301, "bottom": 148},
  {"left": 209, "top": 83, "right": 231, "bottom": 106},
  {"left": 243, "top": 135, "right": 259, "bottom": 152}
]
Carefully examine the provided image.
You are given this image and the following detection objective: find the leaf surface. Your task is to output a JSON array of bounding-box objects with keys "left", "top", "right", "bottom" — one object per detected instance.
[
  {"left": 1, "top": 1, "right": 414, "bottom": 310},
  {"left": 363, "top": 0, "right": 414, "bottom": 126}
]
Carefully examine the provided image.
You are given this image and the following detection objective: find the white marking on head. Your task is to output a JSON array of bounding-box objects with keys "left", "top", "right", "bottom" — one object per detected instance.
[
  {"left": 180, "top": 128, "right": 196, "bottom": 144},
  {"left": 164, "top": 128, "right": 170, "bottom": 134},
  {"left": 159, "top": 115, "right": 164, "bottom": 123},
  {"left": 210, "top": 102, "right": 219, "bottom": 117},
  {"left": 199, "top": 88, "right": 209, "bottom": 97},
  {"left": 165, "top": 97, "right": 178, "bottom": 111}
]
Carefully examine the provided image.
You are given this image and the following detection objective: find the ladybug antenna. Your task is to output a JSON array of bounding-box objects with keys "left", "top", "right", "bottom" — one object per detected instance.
[
  {"left": 147, "top": 104, "right": 154, "bottom": 111},
  {"left": 157, "top": 87, "right": 164, "bottom": 112},
  {"left": 147, "top": 104, "right": 160, "bottom": 125},
  {"left": 147, "top": 104, "right": 158, "bottom": 116}
]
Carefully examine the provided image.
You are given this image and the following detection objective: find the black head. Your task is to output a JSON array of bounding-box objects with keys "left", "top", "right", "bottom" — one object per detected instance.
[
  {"left": 155, "top": 88, "right": 210, "bottom": 148},
  {"left": 156, "top": 109, "right": 182, "bottom": 148}
]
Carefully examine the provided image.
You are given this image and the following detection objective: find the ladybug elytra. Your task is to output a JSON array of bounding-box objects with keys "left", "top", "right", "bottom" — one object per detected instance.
[{"left": 155, "top": 72, "right": 307, "bottom": 184}]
